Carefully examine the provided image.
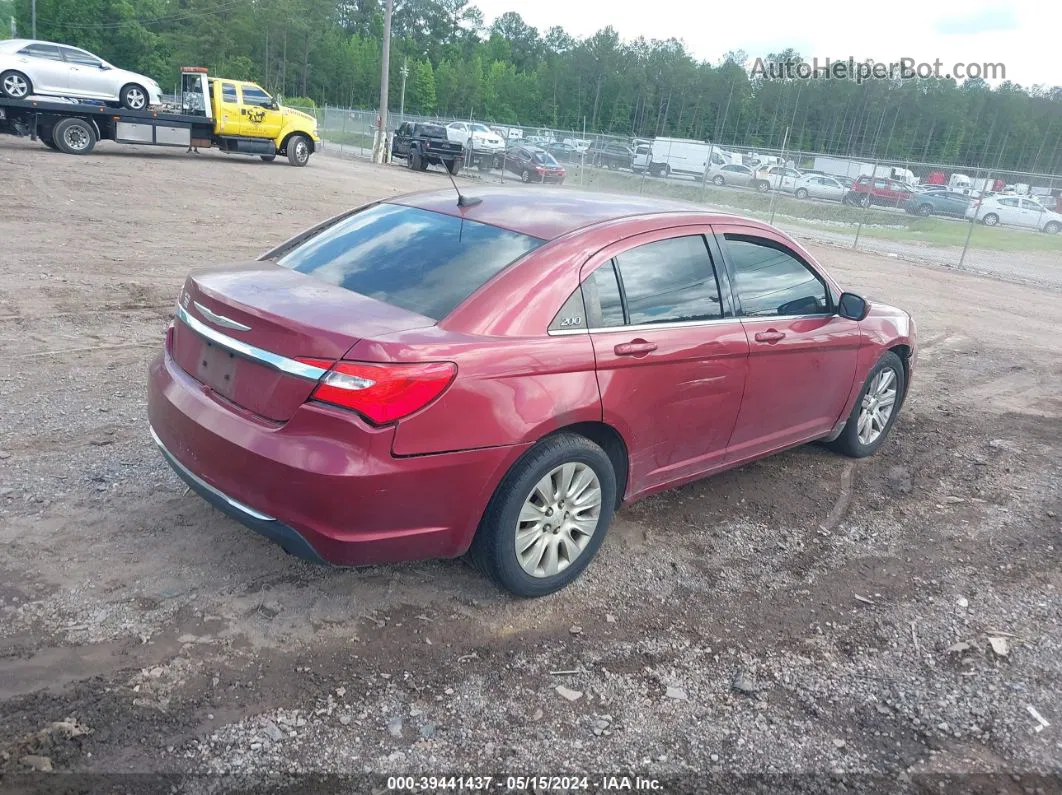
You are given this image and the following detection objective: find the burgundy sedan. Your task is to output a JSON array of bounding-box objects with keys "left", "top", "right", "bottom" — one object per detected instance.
[{"left": 148, "top": 187, "right": 916, "bottom": 597}]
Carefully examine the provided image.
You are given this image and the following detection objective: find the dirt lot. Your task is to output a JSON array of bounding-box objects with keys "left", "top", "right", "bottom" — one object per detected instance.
[{"left": 1, "top": 138, "right": 1060, "bottom": 792}]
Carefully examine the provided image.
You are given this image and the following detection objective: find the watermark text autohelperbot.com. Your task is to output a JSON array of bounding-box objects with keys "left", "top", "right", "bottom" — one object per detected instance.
[{"left": 750, "top": 57, "right": 1005, "bottom": 84}]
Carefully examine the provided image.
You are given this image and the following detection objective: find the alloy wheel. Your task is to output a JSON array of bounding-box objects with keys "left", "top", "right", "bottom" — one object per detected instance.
[
  {"left": 857, "top": 368, "right": 898, "bottom": 446},
  {"left": 3, "top": 73, "right": 29, "bottom": 98},
  {"left": 515, "top": 463, "right": 602, "bottom": 578}
]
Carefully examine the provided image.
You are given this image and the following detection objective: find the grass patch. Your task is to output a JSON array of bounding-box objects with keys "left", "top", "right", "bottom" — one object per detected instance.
[{"left": 320, "top": 130, "right": 375, "bottom": 149}]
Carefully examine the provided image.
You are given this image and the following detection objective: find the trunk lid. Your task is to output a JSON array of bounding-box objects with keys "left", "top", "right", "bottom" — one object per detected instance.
[{"left": 170, "top": 263, "right": 434, "bottom": 421}]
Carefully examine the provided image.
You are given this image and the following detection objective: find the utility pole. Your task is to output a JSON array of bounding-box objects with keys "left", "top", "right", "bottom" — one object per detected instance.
[
  {"left": 372, "top": 0, "right": 393, "bottom": 164},
  {"left": 31, "top": 0, "right": 35, "bottom": 38},
  {"left": 399, "top": 59, "right": 409, "bottom": 125}
]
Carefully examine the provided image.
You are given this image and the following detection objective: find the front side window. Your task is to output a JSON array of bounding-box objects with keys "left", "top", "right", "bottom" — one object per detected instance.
[
  {"left": 60, "top": 47, "right": 102, "bottom": 67},
  {"left": 725, "top": 235, "right": 830, "bottom": 318},
  {"left": 18, "top": 43, "right": 62, "bottom": 60},
  {"left": 613, "top": 235, "right": 722, "bottom": 326},
  {"left": 274, "top": 204, "right": 543, "bottom": 321},
  {"left": 241, "top": 85, "right": 273, "bottom": 106}
]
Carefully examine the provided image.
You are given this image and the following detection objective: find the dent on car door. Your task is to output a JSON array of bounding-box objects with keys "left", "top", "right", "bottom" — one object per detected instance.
[
  {"left": 714, "top": 226, "right": 861, "bottom": 461},
  {"left": 580, "top": 229, "right": 749, "bottom": 498}
]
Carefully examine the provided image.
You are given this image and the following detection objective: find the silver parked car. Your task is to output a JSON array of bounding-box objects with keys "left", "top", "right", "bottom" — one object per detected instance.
[
  {"left": 0, "top": 39, "right": 162, "bottom": 110},
  {"left": 793, "top": 174, "right": 849, "bottom": 201},
  {"left": 709, "top": 163, "right": 760, "bottom": 188}
]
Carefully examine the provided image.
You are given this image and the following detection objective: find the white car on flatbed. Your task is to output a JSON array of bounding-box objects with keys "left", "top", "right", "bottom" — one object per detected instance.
[{"left": 0, "top": 39, "right": 161, "bottom": 110}]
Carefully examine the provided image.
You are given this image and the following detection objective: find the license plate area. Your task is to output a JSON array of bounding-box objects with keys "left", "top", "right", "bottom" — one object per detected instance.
[{"left": 196, "top": 339, "right": 238, "bottom": 399}]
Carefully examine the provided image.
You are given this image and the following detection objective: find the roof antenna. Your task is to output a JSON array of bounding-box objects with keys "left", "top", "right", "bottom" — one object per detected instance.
[{"left": 444, "top": 161, "right": 481, "bottom": 208}]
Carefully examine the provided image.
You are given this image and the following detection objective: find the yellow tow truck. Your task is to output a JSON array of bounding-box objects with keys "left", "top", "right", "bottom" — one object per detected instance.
[{"left": 0, "top": 66, "right": 320, "bottom": 166}]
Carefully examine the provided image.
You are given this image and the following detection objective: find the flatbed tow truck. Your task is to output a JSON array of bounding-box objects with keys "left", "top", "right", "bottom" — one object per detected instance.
[{"left": 0, "top": 67, "right": 320, "bottom": 165}]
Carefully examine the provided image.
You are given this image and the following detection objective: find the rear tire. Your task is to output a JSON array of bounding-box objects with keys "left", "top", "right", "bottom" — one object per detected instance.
[
  {"left": 52, "top": 117, "right": 97, "bottom": 155},
  {"left": 445, "top": 158, "right": 461, "bottom": 175},
  {"left": 917, "top": 203, "right": 933, "bottom": 216},
  {"left": 982, "top": 212, "right": 999, "bottom": 227},
  {"left": 0, "top": 70, "right": 32, "bottom": 99},
  {"left": 286, "top": 134, "right": 311, "bottom": 167},
  {"left": 468, "top": 434, "right": 617, "bottom": 597},
  {"left": 828, "top": 352, "right": 906, "bottom": 459},
  {"left": 521, "top": 169, "right": 531, "bottom": 183},
  {"left": 411, "top": 148, "right": 424, "bottom": 171},
  {"left": 713, "top": 175, "right": 725, "bottom": 186}
]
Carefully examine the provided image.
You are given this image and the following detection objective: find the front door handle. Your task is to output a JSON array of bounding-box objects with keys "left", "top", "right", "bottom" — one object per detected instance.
[
  {"left": 614, "top": 339, "right": 658, "bottom": 357},
  {"left": 754, "top": 329, "right": 786, "bottom": 343}
]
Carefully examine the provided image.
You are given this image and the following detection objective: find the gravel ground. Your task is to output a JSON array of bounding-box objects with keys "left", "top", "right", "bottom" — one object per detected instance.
[{"left": 0, "top": 138, "right": 1060, "bottom": 793}]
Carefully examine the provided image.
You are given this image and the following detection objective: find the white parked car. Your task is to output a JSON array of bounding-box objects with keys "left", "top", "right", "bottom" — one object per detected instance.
[
  {"left": 445, "top": 121, "right": 505, "bottom": 154},
  {"left": 793, "top": 174, "right": 849, "bottom": 201},
  {"left": 966, "top": 195, "right": 1062, "bottom": 233},
  {"left": 0, "top": 39, "right": 162, "bottom": 110},
  {"left": 757, "top": 165, "right": 804, "bottom": 192}
]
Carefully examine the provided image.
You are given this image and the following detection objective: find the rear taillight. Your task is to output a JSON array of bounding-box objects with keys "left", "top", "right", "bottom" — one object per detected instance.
[{"left": 297, "top": 359, "right": 456, "bottom": 425}]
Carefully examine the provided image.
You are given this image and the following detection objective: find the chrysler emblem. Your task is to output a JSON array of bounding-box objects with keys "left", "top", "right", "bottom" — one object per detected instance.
[{"left": 193, "top": 301, "right": 251, "bottom": 332}]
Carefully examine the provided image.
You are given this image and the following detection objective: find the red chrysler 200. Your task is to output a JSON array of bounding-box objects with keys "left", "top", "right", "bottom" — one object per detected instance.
[{"left": 148, "top": 187, "right": 916, "bottom": 597}]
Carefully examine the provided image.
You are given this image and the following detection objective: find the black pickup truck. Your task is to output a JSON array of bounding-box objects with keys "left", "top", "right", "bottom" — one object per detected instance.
[{"left": 392, "top": 122, "right": 464, "bottom": 174}]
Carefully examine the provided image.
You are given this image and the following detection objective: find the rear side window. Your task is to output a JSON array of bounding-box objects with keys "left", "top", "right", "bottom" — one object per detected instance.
[
  {"left": 614, "top": 235, "right": 722, "bottom": 325},
  {"left": 221, "top": 83, "right": 237, "bottom": 102},
  {"left": 275, "top": 204, "right": 543, "bottom": 320},
  {"left": 582, "top": 262, "right": 625, "bottom": 328},
  {"left": 725, "top": 235, "right": 830, "bottom": 317},
  {"left": 18, "top": 43, "right": 62, "bottom": 60}
]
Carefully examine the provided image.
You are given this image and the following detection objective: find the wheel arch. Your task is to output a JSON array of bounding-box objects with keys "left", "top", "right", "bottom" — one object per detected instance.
[
  {"left": 888, "top": 343, "right": 914, "bottom": 401},
  {"left": 278, "top": 128, "right": 316, "bottom": 154}
]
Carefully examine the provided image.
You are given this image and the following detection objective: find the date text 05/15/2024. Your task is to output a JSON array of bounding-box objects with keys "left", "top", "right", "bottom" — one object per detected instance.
[{"left": 386, "top": 775, "right": 663, "bottom": 791}]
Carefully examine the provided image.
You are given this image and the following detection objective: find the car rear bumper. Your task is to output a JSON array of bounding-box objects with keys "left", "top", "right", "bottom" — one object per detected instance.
[{"left": 148, "top": 350, "right": 525, "bottom": 566}]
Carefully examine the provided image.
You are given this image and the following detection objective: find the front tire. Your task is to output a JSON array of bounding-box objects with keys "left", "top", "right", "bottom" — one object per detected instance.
[
  {"left": 828, "top": 351, "right": 906, "bottom": 458},
  {"left": 469, "top": 434, "right": 617, "bottom": 597},
  {"left": 1044, "top": 221, "right": 1061, "bottom": 234},
  {"left": 120, "top": 84, "right": 149, "bottom": 110},
  {"left": 795, "top": 188, "right": 809, "bottom": 199},
  {"left": 917, "top": 203, "right": 933, "bottom": 216},
  {"left": 52, "top": 117, "right": 97, "bottom": 155},
  {"left": 286, "top": 134, "right": 311, "bottom": 167},
  {"left": 0, "top": 70, "right": 32, "bottom": 99}
]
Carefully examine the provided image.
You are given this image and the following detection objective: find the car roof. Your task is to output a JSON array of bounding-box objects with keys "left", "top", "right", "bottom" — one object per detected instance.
[{"left": 390, "top": 187, "right": 751, "bottom": 241}]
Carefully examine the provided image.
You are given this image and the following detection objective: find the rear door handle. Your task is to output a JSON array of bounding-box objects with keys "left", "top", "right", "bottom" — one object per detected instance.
[
  {"left": 754, "top": 329, "right": 786, "bottom": 343},
  {"left": 614, "top": 340, "right": 658, "bottom": 357}
]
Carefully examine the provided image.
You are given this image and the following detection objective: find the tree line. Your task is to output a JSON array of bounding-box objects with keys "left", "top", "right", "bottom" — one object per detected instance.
[{"left": 7, "top": 0, "right": 1062, "bottom": 174}]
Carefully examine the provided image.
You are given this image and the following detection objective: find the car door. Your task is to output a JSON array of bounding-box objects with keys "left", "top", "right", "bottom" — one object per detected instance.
[
  {"left": 214, "top": 81, "right": 242, "bottom": 135},
  {"left": 714, "top": 225, "right": 861, "bottom": 462},
  {"left": 13, "top": 42, "right": 68, "bottom": 94},
  {"left": 1019, "top": 198, "right": 1046, "bottom": 229},
  {"left": 944, "top": 192, "right": 970, "bottom": 217},
  {"left": 994, "top": 197, "right": 1022, "bottom": 225},
  {"left": 58, "top": 46, "right": 112, "bottom": 100},
  {"left": 822, "top": 178, "right": 846, "bottom": 201},
  {"left": 580, "top": 229, "right": 749, "bottom": 497},
  {"left": 391, "top": 122, "right": 411, "bottom": 157},
  {"left": 238, "top": 84, "right": 284, "bottom": 139}
]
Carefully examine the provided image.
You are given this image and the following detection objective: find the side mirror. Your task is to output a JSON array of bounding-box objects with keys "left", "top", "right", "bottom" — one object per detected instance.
[
  {"left": 837, "top": 292, "right": 869, "bottom": 321},
  {"left": 99, "top": 64, "right": 112, "bottom": 70}
]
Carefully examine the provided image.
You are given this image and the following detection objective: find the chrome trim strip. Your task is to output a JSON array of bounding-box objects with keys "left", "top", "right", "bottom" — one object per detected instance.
[
  {"left": 547, "top": 313, "right": 836, "bottom": 336},
  {"left": 193, "top": 300, "right": 252, "bottom": 332},
  {"left": 150, "top": 426, "right": 276, "bottom": 522},
  {"left": 175, "top": 303, "right": 327, "bottom": 381}
]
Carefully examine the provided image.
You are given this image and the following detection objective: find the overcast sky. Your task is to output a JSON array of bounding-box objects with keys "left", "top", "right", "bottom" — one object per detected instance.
[{"left": 473, "top": 0, "right": 1060, "bottom": 89}]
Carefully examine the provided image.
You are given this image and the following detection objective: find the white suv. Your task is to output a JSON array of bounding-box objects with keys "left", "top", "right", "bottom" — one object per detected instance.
[{"left": 445, "top": 121, "right": 505, "bottom": 155}]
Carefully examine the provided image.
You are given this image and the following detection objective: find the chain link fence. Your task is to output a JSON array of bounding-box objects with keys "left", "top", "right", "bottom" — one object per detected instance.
[{"left": 316, "top": 107, "right": 1062, "bottom": 288}]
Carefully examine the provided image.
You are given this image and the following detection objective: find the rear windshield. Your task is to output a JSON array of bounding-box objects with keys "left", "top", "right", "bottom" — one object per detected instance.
[
  {"left": 275, "top": 204, "right": 544, "bottom": 320},
  {"left": 418, "top": 124, "right": 447, "bottom": 138},
  {"left": 532, "top": 151, "right": 558, "bottom": 165}
]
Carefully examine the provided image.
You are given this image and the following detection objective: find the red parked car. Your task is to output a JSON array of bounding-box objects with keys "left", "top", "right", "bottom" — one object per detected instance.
[
  {"left": 844, "top": 176, "right": 914, "bottom": 208},
  {"left": 148, "top": 188, "right": 916, "bottom": 597}
]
